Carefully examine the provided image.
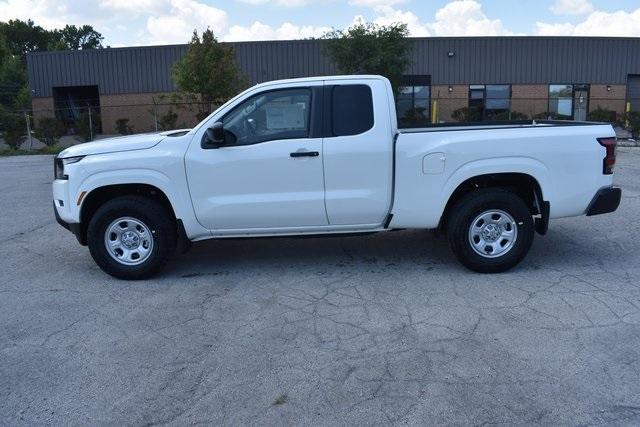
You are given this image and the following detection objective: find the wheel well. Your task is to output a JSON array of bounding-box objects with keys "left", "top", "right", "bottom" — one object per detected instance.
[
  {"left": 78, "top": 184, "right": 177, "bottom": 245},
  {"left": 439, "top": 173, "right": 544, "bottom": 230}
]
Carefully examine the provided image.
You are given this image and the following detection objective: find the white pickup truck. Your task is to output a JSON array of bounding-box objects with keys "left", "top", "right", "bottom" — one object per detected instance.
[{"left": 53, "top": 75, "right": 621, "bottom": 279}]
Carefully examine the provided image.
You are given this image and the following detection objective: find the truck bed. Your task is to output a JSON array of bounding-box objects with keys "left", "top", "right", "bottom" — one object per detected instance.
[{"left": 399, "top": 120, "right": 607, "bottom": 134}]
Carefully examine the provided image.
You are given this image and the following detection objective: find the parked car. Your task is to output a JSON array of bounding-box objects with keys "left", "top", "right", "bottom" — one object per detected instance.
[{"left": 53, "top": 75, "right": 621, "bottom": 279}]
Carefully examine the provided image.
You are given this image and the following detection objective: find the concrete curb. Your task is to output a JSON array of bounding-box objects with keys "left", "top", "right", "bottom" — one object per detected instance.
[{"left": 618, "top": 139, "right": 639, "bottom": 147}]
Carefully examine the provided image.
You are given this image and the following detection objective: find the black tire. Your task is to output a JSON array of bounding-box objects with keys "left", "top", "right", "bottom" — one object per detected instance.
[
  {"left": 447, "top": 189, "right": 534, "bottom": 273},
  {"left": 87, "top": 196, "right": 176, "bottom": 280}
]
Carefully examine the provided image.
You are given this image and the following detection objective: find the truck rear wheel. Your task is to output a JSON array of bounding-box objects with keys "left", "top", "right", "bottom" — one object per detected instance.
[
  {"left": 87, "top": 196, "right": 176, "bottom": 280},
  {"left": 447, "top": 189, "right": 534, "bottom": 273}
]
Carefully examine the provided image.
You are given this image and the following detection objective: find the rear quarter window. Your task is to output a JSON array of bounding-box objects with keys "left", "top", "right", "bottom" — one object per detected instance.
[{"left": 332, "top": 84, "right": 374, "bottom": 136}]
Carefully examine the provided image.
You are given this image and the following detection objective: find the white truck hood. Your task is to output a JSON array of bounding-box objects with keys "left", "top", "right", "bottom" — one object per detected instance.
[{"left": 58, "top": 129, "right": 190, "bottom": 158}]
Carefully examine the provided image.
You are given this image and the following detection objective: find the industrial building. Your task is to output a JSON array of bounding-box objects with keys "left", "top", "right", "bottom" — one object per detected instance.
[{"left": 26, "top": 36, "right": 640, "bottom": 133}]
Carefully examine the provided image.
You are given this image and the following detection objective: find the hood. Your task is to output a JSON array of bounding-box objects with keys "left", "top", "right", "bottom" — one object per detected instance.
[{"left": 57, "top": 129, "right": 190, "bottom": 158}]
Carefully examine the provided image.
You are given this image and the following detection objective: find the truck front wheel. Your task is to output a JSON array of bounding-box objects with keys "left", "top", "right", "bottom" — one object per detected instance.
[
  {"left": 87, "top": 196, "right": 176, "bottom": 280},
  {"left": 447, "top": 189, "right": 534, "bottom": 273}
]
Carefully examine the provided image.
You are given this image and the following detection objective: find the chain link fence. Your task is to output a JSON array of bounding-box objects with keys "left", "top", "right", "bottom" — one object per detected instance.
[{"left": 1, "top": 96, "right": 638, "bottom": 152}]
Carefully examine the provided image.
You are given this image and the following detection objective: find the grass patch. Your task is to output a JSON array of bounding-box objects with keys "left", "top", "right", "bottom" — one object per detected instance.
[
  {"left": 0, "top": 145, "right": 66, "bottom": 156},
  {"left": 272, "top": 394, "right": 288, "bottom": 405}
]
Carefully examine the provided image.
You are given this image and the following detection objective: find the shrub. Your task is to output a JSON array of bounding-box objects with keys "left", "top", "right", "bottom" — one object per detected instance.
[
  {"left": 485, "top": 110, "right": 529, "bottom": 121},
  {"left": 36, "top": 117, "right": 65, "bottom": 146},
  {"left": 0, "top": 107, "right": 25, "bottom": 149},
  {"left": 76, "top": 108, "right": 101, "bottom": 142},
  {"left": 115, "top": 118, "right": 134, "bottom": 135},
  {"left": 533, "top": 112, "right": 562, "bottom": 120},
  {"left": 508, "top": 111, "right": 528, "bottom": 120},
  {"left": 622, "top": 111, "right": 640, "bottom": 139},
  {"left": 451, "top": 106, "right": 483, "bottom": 122},
  {"left": 158, "top": 109, "right": 178, "bottom": 131},
  {"left": 588, "top": 107, "right": 617, "bottom": 123}
]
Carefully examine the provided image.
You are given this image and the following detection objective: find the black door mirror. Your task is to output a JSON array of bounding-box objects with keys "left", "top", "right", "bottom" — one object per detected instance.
[{"left": 202, "top": 121, "right": 225, "bottom": 148}]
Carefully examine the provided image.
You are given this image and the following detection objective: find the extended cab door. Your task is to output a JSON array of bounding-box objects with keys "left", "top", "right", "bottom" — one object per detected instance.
[
  {"left": 185, "top": 84, "right": 328, "bottom": 231},
  {"left": 322, "top": 79, "right": 395, "bottom": 225}
]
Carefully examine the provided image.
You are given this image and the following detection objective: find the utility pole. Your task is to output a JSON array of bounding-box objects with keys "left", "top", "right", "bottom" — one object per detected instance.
[
  {"left": 24, "top": 111, "right": 33, "bottom": 150},
  {"left": 152, "top": 97, "right": 158, "bottom": 131},
  {"left": 87, "top": 105, "right": 93, "bottom": 141}
]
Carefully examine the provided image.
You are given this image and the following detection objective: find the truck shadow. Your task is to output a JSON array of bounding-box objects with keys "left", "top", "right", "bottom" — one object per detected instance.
[
  {"left": 163, "top": 225, "right": 624, "bottom": 278},
  {"left": 169, "top": 230, "right": 454, "bottom": 276}
]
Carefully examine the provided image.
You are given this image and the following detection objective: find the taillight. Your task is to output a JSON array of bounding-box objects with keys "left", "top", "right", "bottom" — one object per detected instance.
[{"left": 597, "top": 137, "right": 617, "bottom": 175}]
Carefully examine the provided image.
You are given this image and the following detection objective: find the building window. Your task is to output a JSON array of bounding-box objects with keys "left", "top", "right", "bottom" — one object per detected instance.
[
  {"left": 548, "top": 84, "right": 590, "bottom": 121},
  {"left": 467, "top": 85, "right": 511, "bottom": 121},
  {"left": 548, "top": 84, "right": 573, "bottom": 119},
  {"left": 397, "top": 75, "right": 431, "bottom": 127}
]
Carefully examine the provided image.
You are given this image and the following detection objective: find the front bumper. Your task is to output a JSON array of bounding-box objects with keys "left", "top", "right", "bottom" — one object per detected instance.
[
  {"left": 586, "top": 187, "right": 622, "bottom": 216},
  {"left": 54, "top": 202, "right": 84, "bottom": 244}
]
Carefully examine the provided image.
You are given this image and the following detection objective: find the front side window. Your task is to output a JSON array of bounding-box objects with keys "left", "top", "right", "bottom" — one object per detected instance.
[
  {"left": 222, "top": 88, "right": 311, "bottom": 146},
  {"left": 548, "top": 84, "right": 574, "bottom": 119}
]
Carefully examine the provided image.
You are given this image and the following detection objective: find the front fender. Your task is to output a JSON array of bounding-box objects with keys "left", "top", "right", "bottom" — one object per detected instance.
[{"left": 69, "top": 168, "right": 208, "bottom": 240}]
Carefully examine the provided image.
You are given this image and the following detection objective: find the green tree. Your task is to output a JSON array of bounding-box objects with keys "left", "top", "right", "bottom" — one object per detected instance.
[
  {"left": 0, "top": 19, "right": 50, "bottom": 58},
  {"left": 0, "top": 32, "right": 27, "bottom": 108},
  {"left": 172, "top": 29, "right": 247, "bottom": 121},
  {"left": 323, "top": 22, "right": 411, "bottom": 94},
  {"left": 49, "top": 25, "right": 104, "bottom": 50}
]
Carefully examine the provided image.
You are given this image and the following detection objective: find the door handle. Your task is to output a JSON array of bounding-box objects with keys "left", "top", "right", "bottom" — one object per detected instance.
[{"left": 290, "top": 151, "right": 319, "bottom": 158}]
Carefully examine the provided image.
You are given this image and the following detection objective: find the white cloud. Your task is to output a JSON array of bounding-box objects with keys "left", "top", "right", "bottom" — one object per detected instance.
[
  {"left": 348, "top": 0, "right": 405, "bottom": 6},
  {"left": 550, "top": 0, "right": 594, "bottom": 16},
  {"left": 2, "top": 0, "right": 639, "bottom": 45},
  {"left": 429, "top": 0, "right": 520, "bottom": 36},
  {"left": 536, "top": 8, "right": 640, "bottom": 37},
  {"left": 0, "top": 0, "right": 228, "bottom": 45},
  {"left": 235, "top": 0, "right": 312, "bottom": 6},
  {"left": 535, "top": 22, "right": 575, "bottom": 36},
  {"left": 223, "top": 21, "right": 331, "bottom": 41},
  {"left": 0, "top": 0, "right": 77, "bottom": 29},
  {"left": 145, "top": 0, "right": 227, "bottom": 44},
  {"left": 100, "top": 0, "right": 157, "bottom": 13},
  {"left": 371, "top": 6, "right": 430, "bottom": 36},
  {"left": 347, "top": 1, "right": 518, "bottom": 38}
]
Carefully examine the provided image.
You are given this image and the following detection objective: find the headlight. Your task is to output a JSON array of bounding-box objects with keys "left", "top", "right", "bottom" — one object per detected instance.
[{"left": 54, "top": 156, "right": 84, "bottom": 180}]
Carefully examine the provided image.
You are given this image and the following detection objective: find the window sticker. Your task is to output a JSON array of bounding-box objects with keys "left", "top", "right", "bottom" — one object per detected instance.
[{"left": 266, "top": 104, "right": 305, "bottom": 130}]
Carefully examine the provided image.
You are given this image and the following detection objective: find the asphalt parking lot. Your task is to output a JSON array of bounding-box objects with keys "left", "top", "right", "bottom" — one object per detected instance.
[{"left": 1, "top": 149, "right": 639, "bottom": 425}]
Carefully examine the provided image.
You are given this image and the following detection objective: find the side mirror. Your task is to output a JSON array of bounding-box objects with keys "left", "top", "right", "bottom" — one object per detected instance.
[{"left": 202, "top": 121, "right": 225, "bottom": 149}]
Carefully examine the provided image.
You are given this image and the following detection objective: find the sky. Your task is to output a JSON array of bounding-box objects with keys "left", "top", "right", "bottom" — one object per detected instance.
[{"left": 0, "top": 0, "right": 639, "bottom": 47}]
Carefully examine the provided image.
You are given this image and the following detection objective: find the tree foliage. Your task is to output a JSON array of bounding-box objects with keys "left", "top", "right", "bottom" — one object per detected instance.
[
  {"left": 172, "top": 29, "right": 247, "bottom": 121},
  {"left": 0, "top": 33, "right": 27, "bottom": 108},
  {"left": 0, "top": 20, "right": 103, "bottom": 58},
  {"left": 323, "top": 22, "right": 411, "bottom": 94},
  {"left": 0, "top": 19, "right": 49, "bottom": 58},
  {"left": 49, "top": 25, "right": 104, "bottom": 51},
  {"left": 0, "top": 20, "right": 104, "bottom": 147}
]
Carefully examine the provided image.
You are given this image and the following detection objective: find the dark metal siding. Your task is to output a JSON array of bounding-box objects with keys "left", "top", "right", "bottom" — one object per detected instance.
[
  {"left": 627, "top": 75, "right": 640, "bottom": 111},
  {"left": 27, "top": 37, "right": 640, "bottom": 98}
]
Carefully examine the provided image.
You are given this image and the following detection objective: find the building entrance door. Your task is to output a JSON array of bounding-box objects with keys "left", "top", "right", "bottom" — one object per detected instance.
[
  {"left": 627, "top": 75, "right": 640, "bottom": 112},
  {"left": 573, "top": 84, "right": 589, "bottom": 121}
]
